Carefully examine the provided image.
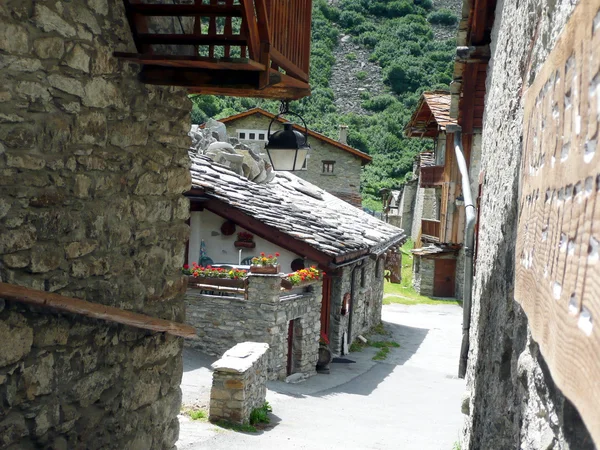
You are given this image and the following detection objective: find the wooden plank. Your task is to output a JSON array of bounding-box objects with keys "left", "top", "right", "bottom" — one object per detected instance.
[
  {"left": 137, "top": 33, "right": 247, "bottom": 47},
  {"left": 460, "top": 63, "right": 479, "bottom": 134},
  {"left": 123, "top": 0, "right": 153, "bottom": 54},
  {"left": 114, "top": 52, "right": 266, "bottom": 70},
  {"left": 240, "top": 0, "right": 260, "bottom": 59},
  {"left": 515, "top": 0, "right": 600, "bottom": 443},
  {"left": 127, "top": 3, "right": 243, "bottom": 16},
  {"left": 0, "top": 282, "right": 197, "bottom": 339}
]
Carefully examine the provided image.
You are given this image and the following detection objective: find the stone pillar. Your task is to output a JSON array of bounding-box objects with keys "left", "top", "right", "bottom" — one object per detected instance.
[
  {"left": 246, "top": 273, "right": 281, "bottom": 303},
  {"left": 209, "top": 342, "right": 269, "bottom": 424}
]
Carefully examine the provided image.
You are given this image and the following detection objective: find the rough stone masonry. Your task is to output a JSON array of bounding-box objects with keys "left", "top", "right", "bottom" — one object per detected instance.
[{"left": 0, "top": 1, "right": 191, "bottom": 448}]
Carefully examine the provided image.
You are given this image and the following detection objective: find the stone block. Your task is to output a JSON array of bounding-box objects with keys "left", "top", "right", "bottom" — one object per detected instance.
[
  {"left": 224, "top": 379, "right": 244, "bottom": 390},
  {"left": 0, "top": 226, "right": 36, "bottom": 255},
  {"left": 34, "top": 37, "right": 64, "bottom": 59},
  {"left": 0, "top": 22, "right": 29, "bottom": 54},
  {"left": 30, "top": 244, "right": 63, "bottom": 273},
  {"left": 83, "top": 78, "right": 119, "bottom": 108},
  {"left": 33, "top": 4, "right": 77, "bottom": 37},
  {"left": 0, "top": 313, "right": 33, "bottom": 367},
  {"left": 48, "top": 74, "right": 85, "bottom": 98},
  {"left": 74, "top": 112, "right": 107, "bottom": 145},
  {"left": 23, "top": 354, "right": 55, "bottom": 399},
  {"left": 0, "top": 413, "right": 28, "bottom": 447}
]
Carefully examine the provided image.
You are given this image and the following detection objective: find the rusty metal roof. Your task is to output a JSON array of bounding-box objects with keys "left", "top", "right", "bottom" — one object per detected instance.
[{"left": 404, "top": 91, "right": 457, "bottom": 138}]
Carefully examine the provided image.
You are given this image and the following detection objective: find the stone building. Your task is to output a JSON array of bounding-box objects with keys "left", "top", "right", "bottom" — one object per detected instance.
[
  {"left": 404, "top": 94, "right": 482, "bottom": 299},
  {"left": 214, "top": 108, "right": 372, "bottom": 207},
  {"left": 186, "top": 153, "right": 406, "bottom": 357},
  {"left": 0, "top": 2, "right": 193, "bottom": 448},
  {"left": 451, "top": 0, "right": 599, "bottom": 448}
]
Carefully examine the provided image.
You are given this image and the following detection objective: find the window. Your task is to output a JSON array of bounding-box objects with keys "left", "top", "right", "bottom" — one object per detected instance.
[
  {"left": 237, "top": 129, "right": 268, "bottom": 142},
  {"left": 322, "top": 160, "right": 335, "bottom": 173}
]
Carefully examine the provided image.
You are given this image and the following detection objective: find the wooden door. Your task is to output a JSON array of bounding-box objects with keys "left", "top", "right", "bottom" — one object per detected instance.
[{"left": 433, "top": 259, "right": 456, "bottom": 298}]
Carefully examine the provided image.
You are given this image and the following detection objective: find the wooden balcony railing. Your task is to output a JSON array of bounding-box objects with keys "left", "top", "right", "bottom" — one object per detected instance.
[
  {"left": 116, "top": 0, "right": 312, "bottom": 100},
  {"left": 420, "top": 166, "right": 445, "bottom": 188},
  {"left": 421, "top": 219, "right": 441, "bottom": 241}
]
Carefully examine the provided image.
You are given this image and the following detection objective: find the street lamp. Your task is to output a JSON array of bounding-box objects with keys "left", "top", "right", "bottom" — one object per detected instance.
[{"left": 264, "top": 101, "right": 311, "bottom": 171}]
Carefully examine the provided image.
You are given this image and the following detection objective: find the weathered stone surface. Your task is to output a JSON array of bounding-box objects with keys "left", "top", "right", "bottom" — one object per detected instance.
[
  {"left": 48, "top": 74, "right": 85, "bottom": 98},
  {"left": 73, "top": 112, "right": 107, "bottom": 145},
  {"left": 0, "top": 314, "right": 33, "bottom": 366},
  {"left": 0, "top": 22, "right": 29, "bottom": 54},
  {"left": 16, "top": 81, "right": 51, "bottom": 103},
  {"left": 0, "top": 55, "right": 43, "bottom": 72},
  {"left": 23, "top": 354, "right": 55, "bottom": 399},
  {"left": 3, "top": 251, "right": 30, "bottom": 269},
  {"left": 64, "top": 44, "right": 90, "bottom": 73},
  {"left": 34, "top": 37, "right": 65, "bottom": 59},
  {"left": 33, "top": 4, "right": 76, "bottom": 37},
  {"left": 0, "top": 413, "right": 28, "bottom": 447},
  {"left": 73, "top": 174, "right": 92, "bottom": 198},
  {"left": 64, "top": 240, "right": 97, "bottom": 259},
  {"left": 83, "top": 78, "right": 119, "bottom": 108},
  {"left": 87, "top": 0, "right": 109, "bottom": 15},
  {"left": 0, "top": 226, "right": 36, "bottom": 253},
  {"left": 109, "top": 122, "right": 148, "bottom": 148},
  {"left": 31, "top": 244, "right": 63, "bottom": 273}
]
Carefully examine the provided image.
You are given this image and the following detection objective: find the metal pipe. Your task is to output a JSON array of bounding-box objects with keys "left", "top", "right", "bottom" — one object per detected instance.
[{"left": 447, "top": 125, "right": 477, "bottom": 379}]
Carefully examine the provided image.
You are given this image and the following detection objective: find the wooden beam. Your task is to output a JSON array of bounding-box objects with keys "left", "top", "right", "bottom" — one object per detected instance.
[
  {"left": 127, "top": 3, "right": 243, "bottom": 16},
  {"left": 240, "top": 0, "right": 260, "bottom": 59},
  {"left": 0, "top": 282, "right": 197, "bottom": 339},
  {"left": 123, "top": 0, "right": 153, "bottom": 54},
  {"left": 202, "top": 198, "right": 334, "bottom": 267},
  {"left": 270, "top": 48, "right": 309, "bottom": 82},
  {"left": 460, "top": 63, "right": 479, "bottom": 134},
  {"left": 139, "top": 65, "right": 280, "bottom": 88},
  {"left": 137, "top": 33, "right": 247, "bottom": 47},
  {"left": 114, "top": 52, "right": 266, "bottom": 71}
]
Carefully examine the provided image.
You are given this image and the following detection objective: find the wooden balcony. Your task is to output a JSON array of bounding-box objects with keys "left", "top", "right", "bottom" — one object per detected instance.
[
  {"left": 421, "top": 219, "right": 441, "bottom": 242},
  {"left": 420, "top": 165, "right": 445, "bottom": 188},
  {"left": 116, "top": 0, "right": 312, "bottom": 100}
]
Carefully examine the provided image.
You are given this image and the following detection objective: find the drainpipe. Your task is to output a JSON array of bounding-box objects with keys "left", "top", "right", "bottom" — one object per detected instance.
[{"left": 446, "top": 125, "right": 477, "bottom": 379}]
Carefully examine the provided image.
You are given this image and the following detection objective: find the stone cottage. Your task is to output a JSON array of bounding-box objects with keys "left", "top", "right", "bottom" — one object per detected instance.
[
  {"left": 186, "top": 152, "right": 406, "bottom": 357},
  {"left": 404, "top": 92, "right": 482, "bottom": 299},
  {"left": 450, "top": 0, "right": 600, "bottom": 448},
  {"left": 213, "top": 108, "right": 372, "bottom": 207},
  {"left": 0, "top": 0, "right": 316, "bottom": 448}
]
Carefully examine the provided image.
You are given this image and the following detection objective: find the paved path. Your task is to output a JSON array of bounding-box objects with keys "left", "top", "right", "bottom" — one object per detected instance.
[{"left": 178, "top": 303, "right": 465, "bottom": 450}]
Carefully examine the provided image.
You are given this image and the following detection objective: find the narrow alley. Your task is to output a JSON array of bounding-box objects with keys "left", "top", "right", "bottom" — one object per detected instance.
[{"left": 178, "top": 303, "right": 465, "bottom": 450}]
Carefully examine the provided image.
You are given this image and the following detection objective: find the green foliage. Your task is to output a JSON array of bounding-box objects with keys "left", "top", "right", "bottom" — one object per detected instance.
[
  {"left": 190, "top": 0, "right": 457, "bottom": 205},
  {"left": 249, "top": 402, "right": 272, "bottom": 426},
  {"left": 355, "top": 70, "right": 368, "bottom": 80},
  {"left": 189, "top": 410, "right": 207, "bottom": 421},
  {"left": 346, "top": 52, "right": 357, "bottom": 61},
  {"left": 427, "top": 9, "right": 458, "bottom": 26},
  {"left": 349, "top": 341, "right": 365, "bottom": 352},
  {"left": 213, "top": 420, "right": 257, "bottom": 433}
]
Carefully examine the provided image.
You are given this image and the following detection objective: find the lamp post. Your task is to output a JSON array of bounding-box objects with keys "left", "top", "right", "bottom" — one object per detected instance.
[{"left": 264, "top": 101, "right": 311, "bottom": 171}]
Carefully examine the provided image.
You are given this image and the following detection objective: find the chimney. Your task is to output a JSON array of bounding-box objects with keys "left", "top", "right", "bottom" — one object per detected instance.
[{"left": 338, "top": 125, "right": 348, "bottom": 145}]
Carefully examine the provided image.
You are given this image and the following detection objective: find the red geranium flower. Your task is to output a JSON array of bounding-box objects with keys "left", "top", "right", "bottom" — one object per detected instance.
[
  {"left": 260, "top": 252, "right": 266, "bottom": 257},
  {"left": 183, "top": 264, "right": 189, "bottom": 269},
  {"left": 275, "top": 252, "right": 280, "bottom": 257}
]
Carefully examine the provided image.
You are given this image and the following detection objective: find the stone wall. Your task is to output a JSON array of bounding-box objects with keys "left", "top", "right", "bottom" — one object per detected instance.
[
  {"left": 209, "top": 342, "right": 269, "bottom": 425},
  {"left": 462, "top": 0, "right": 595, "bottom": 448},
  {"left": 398, "top": 181, "right": 418, "bottom": 235},
  {"left": 221, "top": 114, "right": 363, "bottom": 204},
  {"left": 0, "top": 1, "right": 191, "bottom": 448},
  {"left": 329, "top": 258, "right": 385, "bottom": 355},
  {"left": 412, "top": 256, "right": 434, "bottom": 296},
  {"left": 185, "top": 274, "right": 321, "bottom": 380}
]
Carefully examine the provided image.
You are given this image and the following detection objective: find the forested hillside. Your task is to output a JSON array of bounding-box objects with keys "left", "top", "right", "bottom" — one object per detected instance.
[{"left": 190, "top": 0, "right": 459, "bottom": 210}]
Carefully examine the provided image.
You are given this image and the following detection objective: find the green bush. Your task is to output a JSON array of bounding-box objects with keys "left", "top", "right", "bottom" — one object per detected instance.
[
  {"left": 362, "top": 94, "right": 397, "bottom": 112},
  {"left": 346, "top": 52, "right": 357, "bottom": 61},
  {"left": 355, "top": 71, "right": 368, "bottom": 81},
  {"left": 427, "top": 9, "right": 458, "bottom": 26},
  {"left": 339, "top": 10, "right": 365, "bottom": 29}
]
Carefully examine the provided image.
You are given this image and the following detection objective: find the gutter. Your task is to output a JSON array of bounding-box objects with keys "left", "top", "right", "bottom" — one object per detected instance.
[{"left": 446, "top": 124, "right": 477, "bottom": 379}]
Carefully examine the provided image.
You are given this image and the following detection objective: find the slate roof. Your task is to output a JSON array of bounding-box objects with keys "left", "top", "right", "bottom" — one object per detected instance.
[
  {"left": 404, "top": 91, "right": 457, "bottom": 138},
  {"left": 189, "top": 153, "right": 406, "bottom": 260}
]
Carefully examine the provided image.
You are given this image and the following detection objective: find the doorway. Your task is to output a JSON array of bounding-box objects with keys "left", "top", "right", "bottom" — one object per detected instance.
[{"left": 433, "top": 259, "right": 456, "bottom": 297}]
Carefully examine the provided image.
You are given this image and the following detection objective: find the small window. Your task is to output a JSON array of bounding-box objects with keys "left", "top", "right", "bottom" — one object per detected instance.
[
  {"left": 239, "top": 132, "right": 246, "bottom": 139},
  {"left": 258, "top": 133, "right": 265, "bottom": 140},
  {"left": 249, "top": 132, "right": 256, "bottom": 140},
  {"left": 322, "top": 161, "right": 335, "bottom": 173}
]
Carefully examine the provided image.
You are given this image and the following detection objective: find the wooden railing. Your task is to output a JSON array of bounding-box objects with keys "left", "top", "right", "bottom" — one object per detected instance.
[
  {"left": 421, "top": 219, "right": 441, "bottom": 241},
  {"left": 266, "top": 0, "right": 312, "bottom": 82},
  {"left": 420, "top": 166, "right": 445, "bottom": 187}
]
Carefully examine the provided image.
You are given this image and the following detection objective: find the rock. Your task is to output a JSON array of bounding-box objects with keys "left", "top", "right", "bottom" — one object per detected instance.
[
  {"left": 0, "top": 56, "right": 43, "bottom": 72},
  {"left": 48, "top": 74, "right": 85, "bottom": 98},
  {"left": 3, "top": 251, "right": 30, "bottom": 269},
  {"left": 0, "top": 22, "right": 29, "bottom": 54},
  {"left": 33, "top": 320, "right": 69, "bottom": 347},
  {"left": 0, "top": 413, "right": 28, "bottom": 448},
  {"left": 461, "top": 391, "right": 470, "bottom": 415},
  {"left": 87, "top": 0, "right": 109, "bottom": 15},
  {"left": 0, "top": 197, "right": 10, "bottom": 219},
  {"left": 4, "top": 128, "right": 38, "bottom": 149},
  {"left": 285, "top": 372, "right": 308, "bottom": 384},
  {"left": 23, "top": 353, "right": 55, "bottom": 399},
  {"left": 64, "top": 44, "right": 90, "bottom": 73},
  {"left": 33, "top": 4, "right": 76, "bottom": 38},
  {"left": 0, "top": 313, "right": 33, "bottom": 367},
  {"left": 109, "top": 122, "right": 149, "bottom": 148},
  {"left": 135, "top": 172, "right": 166, "bottom": 196},
  {"left": 34, "top": 37, "right": 64, "bottom": 59},
  {"left": 73, "top": 174, "right": 92, "bottom": 198},
  {"left": 166, "top": 167, "right": 191, "bottom": 194},
  {"left": 74, "top": 112, "right": 107, "bottom": 145},
  {"left": 31, "top": 244, "right": 63, "bottom": 273},
  {"left": 83, "top": 78, "right": 119, "bottom": 108},
  {"left": 65, "top": 240, "right": 98, "bottom": 259},
  {"left": 0, "top": 226, "right": 36, "bottom": 254},
  {"left": 16, "top": 81, "right": 51, "bottom": 103}
]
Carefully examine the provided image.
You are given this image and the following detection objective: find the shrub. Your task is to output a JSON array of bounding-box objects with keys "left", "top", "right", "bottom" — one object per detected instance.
[
  {"left": 427, "top": 9, "right": 458, "bottom": 26},
  {"left": 339, "top": 10, "right": 365, "bottom": 29},
  {"left": 355, "top": 71, "right": 368, "bottom": 81},
  {"left": 345, "top": 52, "right": 357, "bottom": 61},
  {"left": 387, "top": 1, "right": 414, "bottom": 17},
  {"left": 362, "top": 94, "right": 397, "bottom": 112}
]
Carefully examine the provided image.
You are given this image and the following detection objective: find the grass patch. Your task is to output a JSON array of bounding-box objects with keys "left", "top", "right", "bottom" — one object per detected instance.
[
  {"left": 452, "top": 441, "right": 461, "bottom": 450},
  {"left": 181, "top": 407, "right": 208, "bottom": 422},
  {"left": 213, "top": 420, "right": 257, "bottom": 433},
  {"left": 349, "top": 341, "right": 365, "bottom": 352},
  {"left": 370, "top": 322, "right": 391, "bottom": 336},
  {"left": 384, "top": 239, "right": 462, "bottom": 306},
  {"left": 373, "top": 347, "right": 390, "bottom": 361},
  {"left": 249, "top": 402, "right": 272, "bottom": 426},
  {"left": 370, "top": 341, "right": 400, "bottom": 349}
]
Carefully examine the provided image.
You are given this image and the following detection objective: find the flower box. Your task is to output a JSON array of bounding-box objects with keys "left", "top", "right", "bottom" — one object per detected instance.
[
  {"left": 234, "top": 241, "right": 256, "bottom": 249},
  {"left": 250, "top": 264, "right": 280, "bottom": 274},
  {"left": 280, "top": 278, "right": 321, "bottom": 290},
  {"left": 188, "top": 276, "right": 246, "bottom": 289}
]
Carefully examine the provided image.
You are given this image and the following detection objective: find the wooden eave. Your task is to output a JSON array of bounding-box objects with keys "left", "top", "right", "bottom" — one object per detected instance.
[
  {"left": 450, "top": 0, "right": 497, "bottom": 133},
  {"left": 116, "top": 0, "right": 313, "bottom": 100},
  {"left": 405, "top": 91, "right": 455, "bottom": 138},
  {"left": 217, "top": 108, "right": 373, "bottom": 163}
]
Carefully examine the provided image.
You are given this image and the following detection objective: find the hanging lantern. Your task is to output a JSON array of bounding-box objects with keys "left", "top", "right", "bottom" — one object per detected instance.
[{"left": 264, "top": 101, "right": 311, "bottom": 171}]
